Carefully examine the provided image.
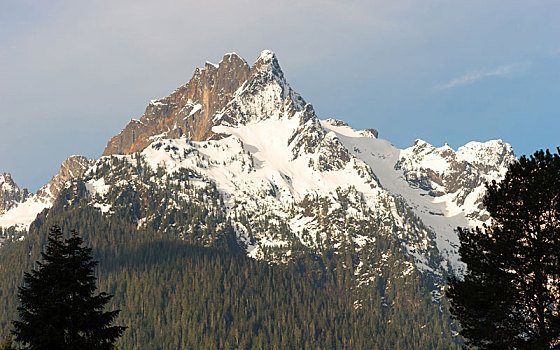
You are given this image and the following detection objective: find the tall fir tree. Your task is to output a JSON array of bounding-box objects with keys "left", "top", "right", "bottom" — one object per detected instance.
[
  {"left": 12, "top": 226, "right": 125, "bottom": 349},
  {"left": 447, "top": 149, "right": 560, "bottom": 349}
]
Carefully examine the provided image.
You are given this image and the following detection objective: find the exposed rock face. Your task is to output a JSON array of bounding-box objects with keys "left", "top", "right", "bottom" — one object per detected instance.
[
  {"left": 0, "top": 173, "right": 30, "bottom": 214},
  {"left": 324, "top": 118, "right": 348, "bottom": 127},
  {"left": 103, "top": 53, "right": 255, "bottom": 155},
  {"left": 362, "top": 129, "right": 378, "bottom": 138},
  {"left": 103, "top": 50, "right": 311, "bottom": 156},
  {"left": 37, "top": 155, "right": 90, "bottom": 201},
  {"left": 217, "top": 50, "right": 306, "bottom": 127},
  {"left": 396, "top": 139, "right": 516, "bottom": 221}
]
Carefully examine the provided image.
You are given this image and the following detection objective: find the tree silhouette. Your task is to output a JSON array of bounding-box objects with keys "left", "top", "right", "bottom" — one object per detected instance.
[
  {"left": 12, "top": 226, "right": 125, "bottom": 349},
  {"left": 447, "top": 149, "right": 560, "bottom": 349}
]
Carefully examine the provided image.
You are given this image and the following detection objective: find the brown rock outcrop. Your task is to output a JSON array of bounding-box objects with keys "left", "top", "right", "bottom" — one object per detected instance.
[{"left": 102, "top": 53, "right": 251, "bottom": 156}]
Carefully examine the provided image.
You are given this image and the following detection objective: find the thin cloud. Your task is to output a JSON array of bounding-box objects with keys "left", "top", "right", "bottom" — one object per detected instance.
[{"left": 434, "top": 63, "right": 525, "bottom": 90}]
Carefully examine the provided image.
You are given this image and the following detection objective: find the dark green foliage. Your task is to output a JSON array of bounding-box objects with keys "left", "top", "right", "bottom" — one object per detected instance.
[
  {"left": 0, "top": 166, "right": 461, "bottom": 349},
  {"left": 447, "top": 149, "right": 560, "bottom": 349},
  {"left": 12, "top": 226, "right": 125, "bottom": 349}
]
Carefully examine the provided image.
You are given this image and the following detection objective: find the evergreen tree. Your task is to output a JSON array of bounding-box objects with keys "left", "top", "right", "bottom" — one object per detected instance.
[
  {"left": 447, "top": 149, "right": 560, "bottom": 349},
  {"left": 12, "top": 226, "right": 125, "bottom": 349}
]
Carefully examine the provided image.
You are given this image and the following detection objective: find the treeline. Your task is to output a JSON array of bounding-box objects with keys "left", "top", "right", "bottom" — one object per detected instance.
[{"left": 0, "top": 181, "right": 459, "bottom": 349}]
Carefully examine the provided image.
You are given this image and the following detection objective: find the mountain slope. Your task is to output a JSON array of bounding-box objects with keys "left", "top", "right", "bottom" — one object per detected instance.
[
  {"left": 320, "top": 122, "right": 515, "bottom": 271},
  {"left": 0, "top": 156, "right": 90, "bottom": 232},
  {"left": 0, "top": 185, "right": 461, "bottom": 349}
]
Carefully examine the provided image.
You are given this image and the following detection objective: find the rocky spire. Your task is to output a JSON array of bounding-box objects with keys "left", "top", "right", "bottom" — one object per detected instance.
[
  {"left": 211, "top": 50, "right": 307, "bottom": 127},
  {"left": 102, "top": 50, "right": 307, "bottom": 156},
  {"left": 102, "top": 53, "right": 251, "bottom": 156},
  {"left": 0, "top": 173, "right": 29, "bottom": 214}
]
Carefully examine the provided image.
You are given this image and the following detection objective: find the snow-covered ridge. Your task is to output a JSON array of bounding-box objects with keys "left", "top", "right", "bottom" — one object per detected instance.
[
  {"left": 457, "top": 139, "right": 515, "bottom": 176},
  {"left": 81, "top": 116, "right": 441, "bottom": 281},
  {"left": 319, "top": 121, "right": 515, "bottom": 272}
]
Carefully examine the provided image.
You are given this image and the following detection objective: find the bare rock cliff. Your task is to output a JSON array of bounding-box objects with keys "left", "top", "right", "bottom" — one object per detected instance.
[
  {"left": 37, "top": 155, "right": 90, "bottom": 200},
  {"left": 102, "top": 53, "right": 251, "bottom": 156}
]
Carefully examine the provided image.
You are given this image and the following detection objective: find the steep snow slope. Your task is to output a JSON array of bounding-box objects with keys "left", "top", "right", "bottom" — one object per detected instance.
[
  {"left": 0, "top": 198, "right": 51, "bottom": 231},
  {"left": 133, "top": 116, "right": 397, "bottom": 252}
]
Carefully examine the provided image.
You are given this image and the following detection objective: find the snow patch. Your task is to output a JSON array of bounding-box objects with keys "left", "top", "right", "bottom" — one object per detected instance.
[{"left": 0, "top": 197, "right": 50, "bottom": 230}]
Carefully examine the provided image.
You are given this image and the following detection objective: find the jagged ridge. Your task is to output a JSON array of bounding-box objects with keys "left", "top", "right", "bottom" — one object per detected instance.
[{"left": 102, "top": 50, "right": 307, "bottom": 156}]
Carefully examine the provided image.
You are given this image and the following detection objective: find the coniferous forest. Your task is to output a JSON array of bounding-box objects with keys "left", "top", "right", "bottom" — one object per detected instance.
[{"left": 0, "top": 179, "right": 460, "bottom": 349}]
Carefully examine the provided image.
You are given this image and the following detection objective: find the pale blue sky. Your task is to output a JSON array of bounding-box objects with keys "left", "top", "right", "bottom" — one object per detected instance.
[{"left": 1, "top": 0, "right": 559, "bottom": 191}]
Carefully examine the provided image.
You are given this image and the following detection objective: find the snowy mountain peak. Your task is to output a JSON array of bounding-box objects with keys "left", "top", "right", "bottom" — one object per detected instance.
[
  {"left": 250, "top": 50, "right": 282, "bottom": 75},
  {"left": 256, "top": 49, "right": 276, "bottom": 62},
  {"left": 249, "top": 50, "right": 289, "bottom": 83},
  {"left": 457, "top": 139, "right": 516, "bottom": 174},
  {"left": 196, "top": 50, "right": 306, "bottom": 128},
  {"left": 396, "top": 139, "right": 515, "bottom": 226},
  {"left": 102, "top": 50, "right": 306, "bottom": 156}
]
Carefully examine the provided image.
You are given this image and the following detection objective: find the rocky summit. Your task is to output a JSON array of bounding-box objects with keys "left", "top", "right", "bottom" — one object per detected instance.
[{"left": 102, "top": 50, "right": 305, "bottom": 156}]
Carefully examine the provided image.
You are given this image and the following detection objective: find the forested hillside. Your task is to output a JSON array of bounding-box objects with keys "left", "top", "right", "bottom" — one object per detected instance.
[{"left": 0, "top": 179, "right": 460, "bottom": 349}]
